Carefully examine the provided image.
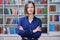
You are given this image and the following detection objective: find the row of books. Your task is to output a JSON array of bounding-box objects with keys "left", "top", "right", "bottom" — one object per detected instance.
[
  {"left": 36, "top": 7, "right": 47, "bottom": 14},
  {"left": 4, "top": 0, "right": 15, "bottom": 4},
  {"left": 4, "top": 0, "right": 47, "bottom": 4},
  {"left": 4, "top": 0, "right": 29, "bottom": 4},
  {"left": 50, "top": 0, "right": 60, "bottom": 2},
  {"left": 4, "top": 8, "right": 18, "bottom": 15},
  {"left": 4, "top": 27, "right": 17, "bottom": 34},
  {"left": 19, "top": 7, "right": 47, "bottom": 15},
  {"left": 41, "top": 18, "right": 47, "bottom": 24},
  {"left": 34, "top": 0, "right": 47, "bottom": 4},
  {"left": 49, "top": 23, "right": 60, "bottom": 31},
  {"left": 39, "top": 15, "right": 47, "bottom": 24},
  {"left": 6, "top": 18, "right": 18, "bottom": 24},
  {"left": 50, "top": 15, "right": 60, "bottom": 22},
  {"left": 49, "top": 5, "right": 60, "bottom": 12}
]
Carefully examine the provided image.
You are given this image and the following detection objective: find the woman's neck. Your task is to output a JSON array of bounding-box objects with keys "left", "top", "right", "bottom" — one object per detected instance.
[{"left": 28, "top": 14, "right": 34, "bottom": 20}]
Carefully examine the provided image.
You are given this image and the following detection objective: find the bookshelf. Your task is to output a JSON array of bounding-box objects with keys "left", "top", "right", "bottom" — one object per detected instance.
[
  {"left": 49, "top": 0, "right": 60, "bottom": 35},
  {"left": 0, "top": 0, "right": 60, "bottom": 37}
]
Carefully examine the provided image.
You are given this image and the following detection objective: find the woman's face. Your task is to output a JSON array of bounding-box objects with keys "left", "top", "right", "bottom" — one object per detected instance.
[{"left": 27, "top": 3, "right": 34, "bottom": 15}]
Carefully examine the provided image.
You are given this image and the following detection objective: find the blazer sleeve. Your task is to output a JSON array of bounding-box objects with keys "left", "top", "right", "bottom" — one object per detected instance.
[{"left": 17, "top": 18, "right": 31, "bottom": 37}]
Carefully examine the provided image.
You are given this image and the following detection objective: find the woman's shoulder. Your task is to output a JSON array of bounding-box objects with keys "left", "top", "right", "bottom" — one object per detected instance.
[
  {"left": 35, "top": 16, "right": 41, "bottom": 21},
  {"left": 19, "top": 16, "right": 26, "bottom": 20}
]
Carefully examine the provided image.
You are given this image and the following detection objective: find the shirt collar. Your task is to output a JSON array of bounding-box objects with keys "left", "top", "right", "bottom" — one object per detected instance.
[{"left": 26, "top": 16, "right": 36, "bottom": 20}]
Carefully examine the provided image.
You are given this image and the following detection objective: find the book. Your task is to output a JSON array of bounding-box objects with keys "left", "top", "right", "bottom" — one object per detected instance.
[
  {"left": 54, "top": 15, "right": 56, "bottom": 22},
  {"left": 49, "top": 5, "right": 56, "bottom": 12},
  {"left": 24, "top": 0, "right": 28, "bottom": 4},
  {"left": 18, "top": 0, "right": 21, "bottom": 5},
  {"left": 41, "top": 0, "right": 47, "bottom": 4},
  {"left": 9, "top": 27, "right": 17, "bottom": 34},
  {"left": 42, "top": 25, "right": 47, "bottom": 33},
  {"left": 12, "top": 18, "right": 18, "bottom": 24},
  {"left": 10, "top": 8, "right": 12, "bottom": 14},
  {"left": 0, "top": 18, "right": 3, "bottom": 24},
  {"left": 56, "top": 5, "right": 60, "bottom": 12},
  {"left": 49, "top": 23, "right": 55, "bottom": 32},
  {"left": 37, "top": 8, "right": 41, "bottom": 14},
  {"left": 6, "top": 18, "right": 11, "bottom": 24},
  {"left": 59, "top": 25, "right": 60, "bottom": 31},
  {"left": 6, "top": 0, "right": 10, "bottom": 4},
  {"left": 4, "top": 27, "right": 8, "bottom": 34},
  {"left": 41, "top": 18, "right": 47, "bottom": 24},
  {"left": 18, "top": 7, "right": 24, "bottom": 15},
  {"left": 34, "top": 0, "right": 41, "bottom": 4},
  {"left": 50, "top": 0, "right": 52, "bottom": 2},
  {"left": 43, "top": 7, "right": 47, "bottom": 14},
  {"left": 52, "top": 0, "right": 60, "bottom": 2},
  {"left": 6, "top": 17, "right": 18, "bottom": 24},
  {"left": 4, "top": 8, "right": 9, "bottom": 14},
  {"left": 12, "top": 9, "right": 18, "bottom": 15},
  {"left": 0, "top": 27, "right": 2, "bottom": 34},
  {"left": 0, "top": 0, "right": 3, "bottom": 4},
  {"left": 21, "top": 0, "right": 24, "bottom": 5},
  {"left": 15, "top": 0, "right": 19, "bottom": 4},
  {"left": 56, "top": 15, "right": 59, "bottom": 21},
  {"left": 50, "top": 15, "right": 52, "bottom": 21},
  {"left": 10, "top": 0, "right": 15, "bottom": 4},
  {"left": 55, "top": 25, "right": 59, "bottom": 31},
  {"left": 0, "top": 8, "right": 3, "bottom": 14},
  {"left": 54, "top": 15, "right": 59, "bottom": 22}
]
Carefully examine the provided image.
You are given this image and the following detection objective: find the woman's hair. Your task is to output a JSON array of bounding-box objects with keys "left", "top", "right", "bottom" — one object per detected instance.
[{"left": 24, "top": 1, "right": 35, "bottom": 15}]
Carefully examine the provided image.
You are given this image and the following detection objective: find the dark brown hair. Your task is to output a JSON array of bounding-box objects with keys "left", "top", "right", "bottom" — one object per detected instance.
[{"left": 24, "top": 1, "right": 35, "bottom": 15}]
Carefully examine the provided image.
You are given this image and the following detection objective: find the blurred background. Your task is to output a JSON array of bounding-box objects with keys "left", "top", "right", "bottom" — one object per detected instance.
[{"left": 0, "top": 0, "right": 60, "bottom": 40}]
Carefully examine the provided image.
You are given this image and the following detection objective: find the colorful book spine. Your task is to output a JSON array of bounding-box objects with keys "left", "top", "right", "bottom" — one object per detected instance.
[
  {"left": 21, "top": 0, "right": 24, "bottom": 5},
  {"left": 24, "top": 0, "right": 28, "bottom": 4},
  {"left": 37, "top": 8, "right": 41, "bottom": 14},
  {"left": 6, "top": 18, "right": 11, "bottom": 24},
  {"left": 0, "top": 0, "right": 3, "bottom": 4},
  {"left": 34, "top": 0, "right": 41, "bottom": 4},
  {"left": 56, "top": 15, "right": 59, "bottom": 21},
  {"left": 50, "top": 15, "right": 52, "bottom": 21},
  {"left": 43, "top": 7, "right": 47, "bottom": 14},
  {"left": 10, "top": 0, "right": 15, "bottom": 4},
  {"left": 41, "top": 0, "right": 47, "bottom": 4},
  {"left": 15, "top": 0, "right": 19, "bottom": 4},
  {"left": 10, "top": 27, "right": 17, "bottom": 34},
  {"left": 6, "top": 0, "right": 10, "bottom": 4},
  {"left": 49, "top": 23, "right": 55, "bottom": 32},
  {"left": 12, "top": 9, "right": 18, "bottom": 15},
  {"left": 4, "top": 8, "right": 9, "bottom": 14},
  {"left": 12, "top": 18, "right": 18, "bottom": 24},
  {"left": 0, "top": 27, "right": 2, "bottom": 34},
  {"left": 54, "top": 15, "right": 56, "bottom": 22},
  {"left": 49, "top": 5, "right": 56, "bottom": 12}
]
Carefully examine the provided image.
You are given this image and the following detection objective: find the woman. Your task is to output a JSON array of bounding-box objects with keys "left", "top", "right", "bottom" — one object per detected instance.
[{"left": 17, "top": 1, "right": 42, "bottom": 40}]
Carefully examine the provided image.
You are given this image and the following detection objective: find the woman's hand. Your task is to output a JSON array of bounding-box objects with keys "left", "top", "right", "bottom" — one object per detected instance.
[
  {"left": 33, "top": 26, "right": 42, "bottom": 33},
  {"left": 19, "top": 26, "right": 24, "bottom": 30}
]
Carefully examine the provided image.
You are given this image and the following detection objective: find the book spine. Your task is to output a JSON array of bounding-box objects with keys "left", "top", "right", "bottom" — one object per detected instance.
[
  {"left": 56, "top": 15, "right": 59, "bottom": 21},
  {"left": 0, "top": 0, "right": 3, "bottom": 4},
  {"left": 49, "top": 23, "right": 55, "bottom": 31},
  {"left": 37, "top": 8, "right": 41, "bottom": 14}
]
